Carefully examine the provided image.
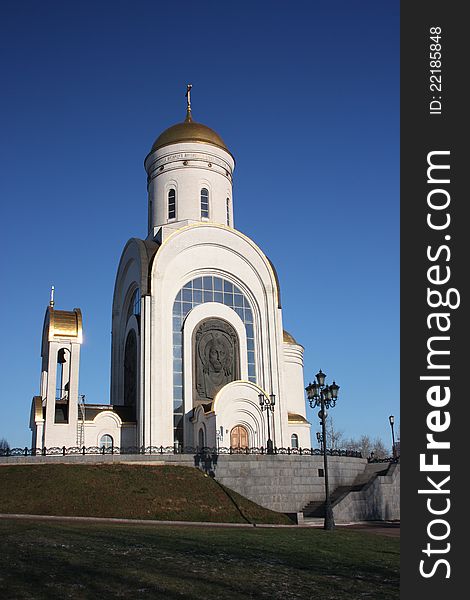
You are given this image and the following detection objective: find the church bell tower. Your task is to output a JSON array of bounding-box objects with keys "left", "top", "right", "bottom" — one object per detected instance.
[{"left": 30, "top": 289, "right": 83, "bottom": 449}]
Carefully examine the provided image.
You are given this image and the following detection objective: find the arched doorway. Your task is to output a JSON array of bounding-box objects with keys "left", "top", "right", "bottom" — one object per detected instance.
[
  {"left": 230, "top": 425, "right": 249, "bottom": 449},
  {"left": 198, "top": 427, "right": 205, "bottom": 449}
]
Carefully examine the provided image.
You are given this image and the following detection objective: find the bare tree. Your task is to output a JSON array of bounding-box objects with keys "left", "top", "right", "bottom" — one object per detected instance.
[
  {"left": 345, "top": 435, "right": 389, "bottom": 459},
  {"left": 370, "top": 437, "right": 389, "bottom": 459},
  {"left": 345, "top": 435, "right": 372, "bottom": 457},
  {"left": 312, "top": 415, "right": 345, "bottom": 450},
  {"left": 312, "top": 417, "right": 390, "bottom": 458},
  {"left": 326, "top": 415, "right": 345, "bottom": 450},
  {"left": 0, "top": 438, "right": 10, "bottom": 456}
]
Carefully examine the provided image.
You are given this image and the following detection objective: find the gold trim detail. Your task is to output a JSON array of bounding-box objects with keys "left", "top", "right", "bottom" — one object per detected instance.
[
  {"left": 288, "top": 412, "right": 310, "bottom": 425},
  {"left": 33, "top": 396, "right": 44, "bottom": 421},
  {"left": 48, "top": 307, "right": 83, "bottom": 342}
]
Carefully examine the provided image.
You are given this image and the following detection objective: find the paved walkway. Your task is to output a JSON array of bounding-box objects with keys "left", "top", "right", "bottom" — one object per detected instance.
[
  {"left": 340, "top": 521, "right": 400, "bottom": 537},
  {"left": 0, "top": 513, "right": 400, "bottom": 535},
  {"left": 303, "top": 517, "right": 400, "bottom": 536}
]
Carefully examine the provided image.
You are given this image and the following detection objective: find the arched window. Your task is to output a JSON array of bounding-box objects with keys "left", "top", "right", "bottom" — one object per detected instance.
[
  {"left": 226, "top": 198, "right": 230, "bottom": 226},
  {"left": 126, "top": 288, "right": 141, "bottom": 322},
  {"left": 124, "top": 330, "right": 137, "bottom": 414},
  {"left": 200, "top": 188, "right": 209, "bottom": 218},
  {"left": 99, "top": 434, "right": 114, "bottom": 449},
  {"left": 168, "top": 189, "right": 176, "bottom": 220},
  {"left": 291, "top": 433, "right": 299, "bottom": 449}
]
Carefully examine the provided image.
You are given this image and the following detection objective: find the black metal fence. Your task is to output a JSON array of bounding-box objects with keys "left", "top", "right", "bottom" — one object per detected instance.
[
  {"left": 0, "top": 445, "right": 364, "bottom": 458},
  {"left": 367, "top": 455, "right": 400, "bottom": 463}
]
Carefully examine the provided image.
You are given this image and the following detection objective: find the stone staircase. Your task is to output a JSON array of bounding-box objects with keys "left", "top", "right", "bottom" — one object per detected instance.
[{"left": 302, "top": 462, "right": 390, "bottom": 519}]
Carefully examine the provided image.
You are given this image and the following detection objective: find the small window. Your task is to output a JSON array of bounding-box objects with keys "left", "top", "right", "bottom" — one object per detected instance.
[
  {"left": 201, "top": 188, "right": 209, "bottom": 218},
  {"left": 133, "top": 288, "right": 141, "bottom": 316},
  {"left": 99, "top": 434, "right": 114, "bottom": 449},
  {"left": 226, "top": 198, "right": 230, "bottom": 226},
  {"left": 127, "top": 288, "right": 141, "bottom": 322},
  {"left": 168, "top": 189, "right": 176, "bottom": 220},
  {"left": 291, "top": 433, "right": 299, "bottom": 448}
]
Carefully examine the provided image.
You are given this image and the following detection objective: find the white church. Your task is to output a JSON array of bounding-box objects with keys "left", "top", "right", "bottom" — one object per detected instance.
[{"left": 30, "top": 87, "right": 311, "bottom": 452}]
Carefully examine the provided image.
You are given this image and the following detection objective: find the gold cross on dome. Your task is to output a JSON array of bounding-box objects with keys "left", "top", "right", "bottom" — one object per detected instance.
[{"left": 185, "top": 84, "right": 192, "bottom": 110}]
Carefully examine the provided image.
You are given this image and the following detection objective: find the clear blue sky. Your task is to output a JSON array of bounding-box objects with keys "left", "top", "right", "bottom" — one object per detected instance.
[{"left": 0, "top": 0, "right": 399, "bottom": 448}]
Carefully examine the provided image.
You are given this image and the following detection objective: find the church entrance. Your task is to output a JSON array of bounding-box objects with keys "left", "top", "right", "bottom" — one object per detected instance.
[
  {"left": 230, "top": 425, "right": 249, "bottom": 449},
  {"left": 198, "top": 427, "right": 205, "bottom": 449}
]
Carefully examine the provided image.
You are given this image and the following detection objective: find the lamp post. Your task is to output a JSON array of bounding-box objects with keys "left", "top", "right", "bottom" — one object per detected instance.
[
  {"left": 389, "top": 415, "right": 396, "bottom": 460},
  {"left": 306, "top": 369, "right": 340, "bottom": 531},
  {"left": 316, "top": 431, "right": 323, "bottom": 452},
  {"left": 258, "top": 392, "right": 276, "bottom": 454}
]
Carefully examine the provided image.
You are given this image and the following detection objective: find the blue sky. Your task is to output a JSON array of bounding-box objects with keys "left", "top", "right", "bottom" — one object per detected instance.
[{"left": 0, "top": 1, "right": 399, "bottom": 448}]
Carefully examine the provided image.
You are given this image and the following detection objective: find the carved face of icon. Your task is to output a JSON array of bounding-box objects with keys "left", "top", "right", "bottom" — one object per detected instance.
[{"left": 208, "top": 343, "right": 226, "bottom": 372}]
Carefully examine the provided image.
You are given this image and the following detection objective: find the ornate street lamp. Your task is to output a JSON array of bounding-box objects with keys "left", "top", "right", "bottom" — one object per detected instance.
[
  {"left": 389, "top": 415, "right": 396, "bottom": 460},
  {"left": 316, "top": 431, "right": 323, "bottom": 452},
  {"left": 306, "top": 369, "right": 340, "bottom": 530},
  {"left": 258, "top": 392, "right": 276, "bottom": 454}
]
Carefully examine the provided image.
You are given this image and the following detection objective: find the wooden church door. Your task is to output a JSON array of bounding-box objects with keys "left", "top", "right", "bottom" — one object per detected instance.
[{"left": 230, "top": 425, "right": 248, "bottom": 449}]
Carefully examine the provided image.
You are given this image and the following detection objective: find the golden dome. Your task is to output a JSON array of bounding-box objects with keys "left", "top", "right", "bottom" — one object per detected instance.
[
  {"left": 149, "top": 111, "right": 230, "bottom": 154},
  {"left": 48, "top": 307, "right": 83, "bottom": 342},
  {"left": 283, "top": 330, "right": 299, "bottom": 345}
]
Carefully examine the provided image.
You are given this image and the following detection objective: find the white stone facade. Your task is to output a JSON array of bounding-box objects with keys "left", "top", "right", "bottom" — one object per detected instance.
[{"left": 31, "top": 106, "right": 311, "bottom": 451}]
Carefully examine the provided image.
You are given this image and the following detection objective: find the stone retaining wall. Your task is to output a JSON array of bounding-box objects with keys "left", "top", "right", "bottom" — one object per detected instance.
[
  {"left": 212, "top": 454, "right": 368, "bottom": 513},
  {"left": 333, "top": 462, "right": 400, "bottom": 522},
  {"left": 2, "top": 453, "right": 396, "bottom": 517}
]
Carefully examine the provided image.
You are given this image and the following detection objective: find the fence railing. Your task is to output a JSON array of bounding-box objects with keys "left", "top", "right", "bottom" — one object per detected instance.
[
  {"left": 367, "top": 455, "right": 400, "bottom": 463},
  {"left": 0, "top": 445, "right": 364, "bottom": 458}
]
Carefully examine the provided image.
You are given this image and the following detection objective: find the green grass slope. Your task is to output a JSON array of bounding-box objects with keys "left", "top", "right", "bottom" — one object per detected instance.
[
  {"left": 0, "top": 463, "right": 291, "bottom": 524},
  {"left": 0, "top": 520, "right": 400, "bottom": 599}
]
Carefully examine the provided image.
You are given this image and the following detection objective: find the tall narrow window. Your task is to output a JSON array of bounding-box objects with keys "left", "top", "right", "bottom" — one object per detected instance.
[
  {"left": 126, "top": 288, "right": 141, "bottom": 323},
  {"left": 124, "top": 330, "right": 137, "bottom": 419},
  {"left": 133, "top": 288, "right": 141, "bottom": 316},
  {"left": 168, "top": 189, "right": 176, "bottom": 220},
  {"left": 226, "top": 198, "right": 230, "bottom": 226},
  {"left": 201, "top": 188, "right": 209, "bottom": 218}
]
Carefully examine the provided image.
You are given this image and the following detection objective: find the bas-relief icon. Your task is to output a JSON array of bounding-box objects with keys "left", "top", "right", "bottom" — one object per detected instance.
[{"left": 194, "top": 318, "right": 240, "bottom": 403}]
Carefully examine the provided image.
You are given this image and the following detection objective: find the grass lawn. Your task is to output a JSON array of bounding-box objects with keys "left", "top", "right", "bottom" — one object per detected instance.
[
  {"left": 0, "top": 463, "right": 290, "bottom": 524},
  {"left": 0, "top": 519, "right": 399, "bottom": 599}
]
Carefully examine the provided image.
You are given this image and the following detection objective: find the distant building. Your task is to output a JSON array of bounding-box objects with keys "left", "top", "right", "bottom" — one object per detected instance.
[{"left": 30, "top": 92, "right": 310, "bottom": 451}]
